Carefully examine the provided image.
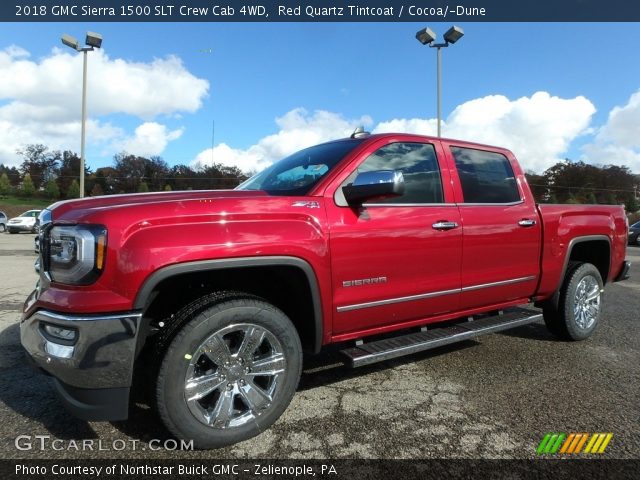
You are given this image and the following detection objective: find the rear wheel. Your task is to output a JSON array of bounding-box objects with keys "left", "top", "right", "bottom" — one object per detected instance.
[
  {"left": 543, "top": 262, "right": 603, "bottom": 341},
  {"left": 156, "top": 292, "right": 302, "bottom": 449}
]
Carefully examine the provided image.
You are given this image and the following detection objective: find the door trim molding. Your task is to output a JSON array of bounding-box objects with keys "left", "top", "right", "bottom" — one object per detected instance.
[{"left": 336, "top": 275, "right": 536, "bottom": 313}]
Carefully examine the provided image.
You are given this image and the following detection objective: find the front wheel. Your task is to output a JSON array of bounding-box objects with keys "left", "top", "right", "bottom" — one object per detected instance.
[
  {"left": 156, "top": 293, "right": 302, "bottom": 449},
  {"left": 543, "top": 262, "right": 603, "bottom": 341}
]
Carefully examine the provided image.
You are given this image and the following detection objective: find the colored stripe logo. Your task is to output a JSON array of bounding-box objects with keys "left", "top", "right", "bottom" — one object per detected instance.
[{"left": 537, "top": 433, "right": 613, "bottom": 455}]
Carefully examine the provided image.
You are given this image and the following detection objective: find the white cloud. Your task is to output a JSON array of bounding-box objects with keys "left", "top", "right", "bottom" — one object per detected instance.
[
  {"left": 192, "top": 108, "right": 373, "bottom": 173},
  {"left": 0, "top": 45, "right": 208, "bottom": 166},
  {"left": 596, "top": 90, "right": 640, "bottom": 148},
  {"left": 581, "top": 90, "right": 640, "bottom": 172},
  {"left": 375, "top": 92, "right": 596, "bottom": 173},
  {"left": 373, "top": 117, "right": 438, "bottom": 136},
  {"left": 197, "top": 93, "right": 595, "bottom": 175},
  {"left": 116, "top": 122, "right": 184, "bottom": 157}
]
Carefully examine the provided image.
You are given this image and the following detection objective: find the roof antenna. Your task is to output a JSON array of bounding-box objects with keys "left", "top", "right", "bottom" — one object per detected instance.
[{"left": 351, "top": 126, "right": 370, "bottom": 139}]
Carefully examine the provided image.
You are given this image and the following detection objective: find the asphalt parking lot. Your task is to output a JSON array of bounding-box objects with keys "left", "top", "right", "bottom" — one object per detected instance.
[{"left": 1, "top": 232, "right": 638, "bottom": 460}]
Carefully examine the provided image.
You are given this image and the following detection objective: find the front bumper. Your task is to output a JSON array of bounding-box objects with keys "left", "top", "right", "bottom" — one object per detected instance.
[
  {"left": 8, "top": 223, "right": 35, "bottom": 232},
  {"left": 20, "top": 300, "right": 142, "bottom": 420}
]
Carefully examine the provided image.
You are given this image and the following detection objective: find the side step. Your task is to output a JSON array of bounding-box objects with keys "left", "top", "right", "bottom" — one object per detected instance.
[{"left": 341, "top": 307, "right": 542, "bottom": 368}]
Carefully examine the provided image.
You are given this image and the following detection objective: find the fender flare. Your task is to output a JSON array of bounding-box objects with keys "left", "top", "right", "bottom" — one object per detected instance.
[
  {"left": 134, "top": 256, "right": 324, "bottom": 353},
  {"left": 538, "top": 234, "right": 611, "bottom": 310}
]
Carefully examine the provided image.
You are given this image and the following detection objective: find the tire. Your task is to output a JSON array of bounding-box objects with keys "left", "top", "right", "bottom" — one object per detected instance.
[
  {"left": 0, "top": 224, "right": 5, "bottom": 233},
  {"left": 543, "top": 262, "right": 603, "bottom": 341},
  {"left": 156, "top": 292, "right": 302, "bottom": 449},
  {"left": 8, "top": 229, "right": 17, "bottom": 234}
]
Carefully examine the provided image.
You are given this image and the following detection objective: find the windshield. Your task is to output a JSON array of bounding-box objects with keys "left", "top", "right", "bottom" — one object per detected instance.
[
  {"left": 632, "top": 221, "right": 640, "bottom": 229},
  {"left": 236, "top": 139, "right": 365, "bottom": 195}
]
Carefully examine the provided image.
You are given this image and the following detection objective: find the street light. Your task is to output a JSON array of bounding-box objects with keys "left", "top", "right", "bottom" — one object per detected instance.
[
  {"left": 415, "top": 25, "right": 464, "bottom": 137},
  {"left": 61, "top": 31, "right": 103, "bottom": 198}
]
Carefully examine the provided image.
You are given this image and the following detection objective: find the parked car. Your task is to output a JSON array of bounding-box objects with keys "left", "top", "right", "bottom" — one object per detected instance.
[
  {"left": 22, "top": 132, "right": 630, "bottom": 449},
  {"left": 7, "top": 209, "right": 40, "bottom": 233},
  {"left": 629, "top": 220, "right": 640, "bottom": 245},
  {"left": 0, "top": 211, "right": 7, "bottom": 232}
]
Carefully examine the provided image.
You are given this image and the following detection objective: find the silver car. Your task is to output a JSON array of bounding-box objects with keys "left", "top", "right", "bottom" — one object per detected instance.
[
  {"left": 0, "top": 211, "right": 7, "bottom": 232},
  {"left": 7, "top": 209, "right": 41, "bottom": 234}
]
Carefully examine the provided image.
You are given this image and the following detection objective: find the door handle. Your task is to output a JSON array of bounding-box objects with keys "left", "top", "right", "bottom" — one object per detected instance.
[
  {"left": 518, "top": 219, "right": 537, "bottom": 227},
  {"left": 432, "top": 221, "right": 459, "bottom": 231}
]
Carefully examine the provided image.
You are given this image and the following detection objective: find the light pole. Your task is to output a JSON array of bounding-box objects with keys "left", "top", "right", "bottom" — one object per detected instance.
[
  {"left": 61, "top": 31, "right": 103, "bottom": 198},
  {"left": 415, "top": 26, "right": 464, "bottom": 137}
]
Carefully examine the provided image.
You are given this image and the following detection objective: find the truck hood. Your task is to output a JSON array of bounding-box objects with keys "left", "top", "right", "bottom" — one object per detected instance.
[{"left": 48, "top": 189, "right": 267, "bottom": 221}]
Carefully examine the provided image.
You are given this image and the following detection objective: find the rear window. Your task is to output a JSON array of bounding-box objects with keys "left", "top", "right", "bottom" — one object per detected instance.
[{"left": 450, "top": 147, "right": 521, "bottom": 204}]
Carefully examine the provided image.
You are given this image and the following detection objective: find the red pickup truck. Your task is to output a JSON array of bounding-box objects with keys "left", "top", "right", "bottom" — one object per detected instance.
[{"left": 22, "top": 132, "right": 630, "bottom": 449}]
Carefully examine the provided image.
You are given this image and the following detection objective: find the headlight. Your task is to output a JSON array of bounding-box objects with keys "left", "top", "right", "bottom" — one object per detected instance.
[{"left": 47, "top": 225, "right": 107, "bottom": 285}]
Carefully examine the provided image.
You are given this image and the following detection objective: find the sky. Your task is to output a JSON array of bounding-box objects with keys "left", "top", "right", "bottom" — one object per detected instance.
[{"left": 1, "top": 22, "right": 640, "bottom": 174}]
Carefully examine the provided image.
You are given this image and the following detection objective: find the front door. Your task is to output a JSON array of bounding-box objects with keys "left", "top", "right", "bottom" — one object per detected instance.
[{"left": 326, "top": 139, "right": 463, "bottom": 336}]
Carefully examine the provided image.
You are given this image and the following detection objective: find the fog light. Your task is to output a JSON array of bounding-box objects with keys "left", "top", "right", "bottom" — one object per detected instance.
[
  {"left": 44, "top": 341, "right": 74, "bottom": 359},
  {"left": 42, "top": 323, "right": 77, "bottom": 343}
]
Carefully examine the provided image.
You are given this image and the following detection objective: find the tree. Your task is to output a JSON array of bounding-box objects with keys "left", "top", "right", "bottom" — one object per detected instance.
[
  {"left": 94, "top": 167, "right": 118, "bottom": 194},
  {"left": 566, "top": 193, "right": 580, "bottom": 204},
  {"left": 17, "top": 144, "right": 61, "bottom": 190},
  {"left": 21, "top": 173, "right": 35, "bottom": 197},
  {"left": 148, "top": 156, "right": 170, "bottom": 191},
  {"left": 138, "top": 181, "right": 149, "bottom": 193},
  {"left": 0, "top": 164, "right": 21, "bottom": 186},
  {"left": 625, "top": 195, "right": 639, "bottom": 213},
  {"left": 0, "top": 173, "right": 10, "bottom": 197},
  {"left": 586, "top": 192, "right": 598, "bottom": 204},
  {"left": 67, "top": 179, "right": 80, "bottom": 199},
  {"left": 44, "top": 179, "right": 60, "bottom": 200},
  {"left": 90, "top": 183, "right": 104, "bottom": 197},
  {"left": 164, "top": 184, "right": 172, "bottom": 191},
  {"left": 57, "top": 151, "right": 90, "bottom": 198},
  {"left": 524, "top": 171, "right": 548, "bottom": 203}
]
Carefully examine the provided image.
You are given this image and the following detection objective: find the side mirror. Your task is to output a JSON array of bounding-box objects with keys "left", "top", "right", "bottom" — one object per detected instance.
[{"left": 342, "top": 170, "right": 405, "bottom": 205}]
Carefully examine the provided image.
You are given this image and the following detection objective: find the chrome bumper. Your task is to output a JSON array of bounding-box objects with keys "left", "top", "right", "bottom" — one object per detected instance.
[{"left": 20, "top": 305, "right": 142, "bottom": 390}]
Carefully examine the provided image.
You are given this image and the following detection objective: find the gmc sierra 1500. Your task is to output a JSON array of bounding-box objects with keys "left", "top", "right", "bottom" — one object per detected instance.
[{"left": 22, "top": 131, "right": 630, "bottom": 448}]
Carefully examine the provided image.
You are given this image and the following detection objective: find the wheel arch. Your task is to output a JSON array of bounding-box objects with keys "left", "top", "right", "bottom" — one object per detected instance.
[
  {"left": 134, "top": 256, "right": 324, "bottom": 354},
  {"left": 536, "top": 235, "right": 610, "bottom": 310}
]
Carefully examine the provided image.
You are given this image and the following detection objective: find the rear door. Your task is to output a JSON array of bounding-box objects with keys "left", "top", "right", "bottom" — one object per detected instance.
[
  {"left": 325, "top": 138, "right": 462, "bottom": 336},
  {"left": 444, "top": 144, "right": 541, "bottom": 310}
]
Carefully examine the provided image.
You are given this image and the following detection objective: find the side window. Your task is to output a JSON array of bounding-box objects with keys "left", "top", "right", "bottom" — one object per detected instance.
[
  {"left": 356, "top": 142, "right": 444, "bottom": 204},
  {"left": 450, "top": 147, "right": 521, "bottom": 204}
]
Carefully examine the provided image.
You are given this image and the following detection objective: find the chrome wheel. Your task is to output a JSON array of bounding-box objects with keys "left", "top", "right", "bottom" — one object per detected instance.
[
  {"left": 573, "top": 275, "right": 601, "bottom": 330},
  {"left": 184, "top": 323, "right": 286, "bottom": 429}
]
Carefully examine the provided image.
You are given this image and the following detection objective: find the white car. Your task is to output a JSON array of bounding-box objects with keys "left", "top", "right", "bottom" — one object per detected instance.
[
  {"left": 0, "top": 211, "right": 7, "bottom": 232},
  {"left": 7, "top": 209, "right": 41, "bottom": 234}
]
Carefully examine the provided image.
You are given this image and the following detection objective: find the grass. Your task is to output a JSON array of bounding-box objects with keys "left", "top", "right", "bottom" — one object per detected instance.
[{"left": 0, "top": 196, "right": 54, "bottom": 219}]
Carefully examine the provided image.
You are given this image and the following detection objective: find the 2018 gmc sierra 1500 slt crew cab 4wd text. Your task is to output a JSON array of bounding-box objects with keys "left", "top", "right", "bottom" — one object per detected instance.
[{"left": 21, "top": 132, "right": 631, "bottom": 449}]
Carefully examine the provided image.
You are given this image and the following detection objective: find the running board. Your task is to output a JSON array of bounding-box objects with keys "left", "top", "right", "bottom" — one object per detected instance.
[{"left": 341, "top": 307, "right": 542, "bottom": 368}]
